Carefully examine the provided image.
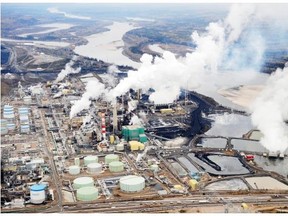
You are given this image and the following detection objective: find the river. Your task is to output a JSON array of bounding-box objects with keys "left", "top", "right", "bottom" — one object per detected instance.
[{"left": 74, "top": 22, "right": 141, "bottom": 69}]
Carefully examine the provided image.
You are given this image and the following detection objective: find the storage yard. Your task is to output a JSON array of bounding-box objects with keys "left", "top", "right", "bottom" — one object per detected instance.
[{"left": 1, "top": 72, "right": 288, "bottom": 213}]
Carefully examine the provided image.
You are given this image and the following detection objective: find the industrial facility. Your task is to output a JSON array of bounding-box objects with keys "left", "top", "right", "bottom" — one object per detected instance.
[{"left": 1, "top": 72, "right": 288, "bottom": 213}]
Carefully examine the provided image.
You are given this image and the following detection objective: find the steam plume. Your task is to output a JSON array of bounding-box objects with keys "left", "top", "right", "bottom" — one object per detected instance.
[
  {"left": 70, "top": 79, "right": 107, "bottom": 118},
  {"left": 56, "top": 56, "right": 81, "bottom": 83},
  {"left": 251, "top": 64, "right": 288, "bottom": 153},
  {"left": 108, "top": 4, "right": 266, "bottom": 104}
]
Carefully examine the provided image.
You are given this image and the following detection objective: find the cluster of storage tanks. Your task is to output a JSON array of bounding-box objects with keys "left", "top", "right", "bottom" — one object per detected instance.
[
  {"left": 68, "top": 154, "right": 126, "bottom": 176},
  {"left": 1, "top": 105, "right": 30, "bottom": 135},
  {"left": 69, "top": 154, "right": 146, "bottom": 201}
]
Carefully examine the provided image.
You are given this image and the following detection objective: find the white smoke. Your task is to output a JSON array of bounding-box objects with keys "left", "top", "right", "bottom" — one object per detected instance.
[
  {"left": 56, "top": 56, "right": 81, "bottom": 83},
  {"left": 129, "top": 114, "right": 142, "bottom": 126},
  {"left": 70, "top": 79, "right": 107, "bottom": 118},
  {"left": 251, "top": 64, "right": 288, "bottom": 153},
  {"left": 107, "top": 4, "right": 269, "bottom": 104}
]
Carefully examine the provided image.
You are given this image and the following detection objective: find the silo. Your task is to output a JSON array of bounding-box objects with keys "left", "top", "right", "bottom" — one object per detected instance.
[
  {"left": 1, "top": 119, "right": 8, "bottom": 135},
  {"left": 87, "top": 163, "right": 102, "bottom": 174},
  {"left": 120, "top": 175, "right": 145, "bottom": 193},
  {"left": 74, "top": 157, "right": 80, "bottom": 166},
  {"left": 73, "top": 177, "right": 94, "bottom": 189},
  {"left": 109, "top": 161, "right": 124, "bottom": 172},
  {"left": 105, "top": 154, "right": 119, "bottom": 164},
  {"left": 150, "top": 164, "right": 159, "bottom": 172},
  {"left": 30, "top": 184, "right": 46, "bottom": 204},
  {"left": 69, "top": 165, "right": 80, "bottom": 175},
  {"left": 76, "top": 187, "right": 98, "bottom": 201},
  {"left": 84, "top": 155, "right": 98, "bottom": 166}
]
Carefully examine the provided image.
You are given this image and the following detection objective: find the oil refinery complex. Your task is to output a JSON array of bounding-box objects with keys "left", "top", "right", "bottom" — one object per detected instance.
[{"left": 1, "top": 72, "right": 288, "bottom": 213}]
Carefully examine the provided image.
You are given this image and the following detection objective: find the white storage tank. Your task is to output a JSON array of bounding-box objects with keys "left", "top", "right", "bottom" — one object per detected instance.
[
  {"left": 76, "top": 186, "right": 99, "bottom": 201},
  {"left": 69, "top": 165, "right": 80, "bottom": 175},
  {"left": 150, "top": 164, "right": 159, "bottom": 172},
  {"left": 109, "top": 161, "right": 124, "bottom": 172},
  {"left": 87, "top": 163, "right": 102, "bottom": 174},
  {"left": 7, "top": 123, "right": 16, "bottom": 131},
  {"left": 3, "top": 105, "right": 15, "bottom": 119},
  {"left": 105, "top": 154, "right": 119, "bottom": 164},
  {"left": 84, "top": 155, "right": 98, "bottom": 166},
  {"left": 1, "top": 119, "right": 8, "bottom": 135},
  {"left": 30, "top": 184, "right": 46, "bottom": 204},
  {"left": 116, "top": 143, "right": 124, "bottom": 151},
  {"left": 74, "top": 157, "right": 80, "bottom": 166},
  {"left": 23, "top": 96, "right": 32, "bottom": 104},
  {"left": 20, "top": 124, "right": 30, "bottom": 133},
  {"left": 18, "top": 107, "right": 29, "bottom": 115},
  {"left": 73, "top": 177, "right": 94, "bottom": 189},
  {"left": 120, "top": 175, "right": 145, "bottom": 193},
  {"left": 19, "top": 114, "right": 29, "bottom": 124}
]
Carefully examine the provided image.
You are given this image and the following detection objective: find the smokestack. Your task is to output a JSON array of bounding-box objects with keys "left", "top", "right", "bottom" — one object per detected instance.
[
  {"left": 113, "top": 105, "right": 118, "bottom": 133},
  {"left": 101, "top": 113, "right": 106, "bottom": 140}
]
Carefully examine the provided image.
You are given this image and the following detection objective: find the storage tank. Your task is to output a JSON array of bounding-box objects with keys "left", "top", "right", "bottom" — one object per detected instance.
[
  {"left": 109, "top": 161, "right": 124, "bottom": 172},
  {"left": 69, "top": 165, "right": 80, "bottom": 175},
  {"left": 73, "top": 177, "right": 94, "bottom": 189},
  {"left": 23, "top": 96, "right": 32, "bottom": 104},
  {"left": 3, "top": 105, "right": 15, "bottom": 119},
  {"left": 19, "top": 114, "right": 29, "bottom": 124},
  {"left": 87, "top": 163, "right": 102, "bottom": 174},
  {"left": 30, "top": 184, "right": 46, "bottom": 204},
  {"left": 150, "top": 164, "right": 159, "bottom": 172},
  {"left": 20, "top": 124, "right": 30, "bottom": 133},
  {"left": 84, "top": 155, "right": 98, "bottom": 166},
  {"left": 1, "top": 119, "right": 8, "bottom": 135},
  {"left": 109, "top": 135, "right": 115, "bottom": 144},
  {"left": 6, "top": 123, "right": 16, "bottom": 131},
  {"left": 105, "top": 154, "right": 119, "bottom": 164},
  {"left": 116, "top": 143, "right": 124, "bottom": 151},
  {"left": 120, "top": 175, "right": 145, "bottom": 193},
  {"left": 188, "top": 179, "right": 198, "bottom": 190},
  {"left": 18, "top": 107, "right": 29, "bottom": 115},
  {"left": 74, "top": 157, "right": 80, "bottom": 166},
  {"left": 76, "top": 186, "right": 98, "bottom": 201}
]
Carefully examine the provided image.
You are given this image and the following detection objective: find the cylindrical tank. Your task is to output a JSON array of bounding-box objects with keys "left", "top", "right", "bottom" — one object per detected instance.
[
  {"left": 30, "top": 184, "right": 46, "bottom": 204},
  {"left": 76, "top": 186, "right": 98, "bottom": 201},
  {"left": 20, "top": 124, "right": 30, "bottom": 133},
  {"left": 109, "top": 161, "right": 124, "bottom": 172},
  {"left": 19, "top": 114, "right": 29, "bottom": 124},
  {"left": 1, "top": 119, "right": 8, "bottom": 135},
  {"left": 74, "top": 157, "right": 80, "bottom": 166},
  {"left": 120, "top": 175, "right": 145, "bottom": 193},
  {"left": 3, "top": 105, "right": 15, "bottom": 119},
  {"left": 87, "top": 163, "right": 102, "bottom": 174},
  {"left": 116, "top": 143, "right": 124, "bottom": 151},
  {"left": 110, "top": 135, "right": 115, "bottom": 144},
  {"left": 84, "top": 155, "right": 98, "bottom": 166},
  {"left": 105, "top": 154, "right": 119, "bottom": 164},
  {"left": 7, "top": 123, "right": 16, "bottom": 131},
  {"left": 69, "top": 165, "right": 80, "bottom": 175},
  {"left": 18, "top": 107, "right": 29, "bottom": 115},
  {"left": 23, "top": 96, "right": 32, "bottom": 104},
  {"left": 150, "top": 164, "right": 159, "bottom": 172},
  {"left": 73, "top": 177, "right": 94, "bottom": 189}
]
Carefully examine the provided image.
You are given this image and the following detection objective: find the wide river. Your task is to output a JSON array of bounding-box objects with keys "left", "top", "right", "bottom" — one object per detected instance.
[{"left": 74, "top": 22, "right": 141, "bottom": 69}]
